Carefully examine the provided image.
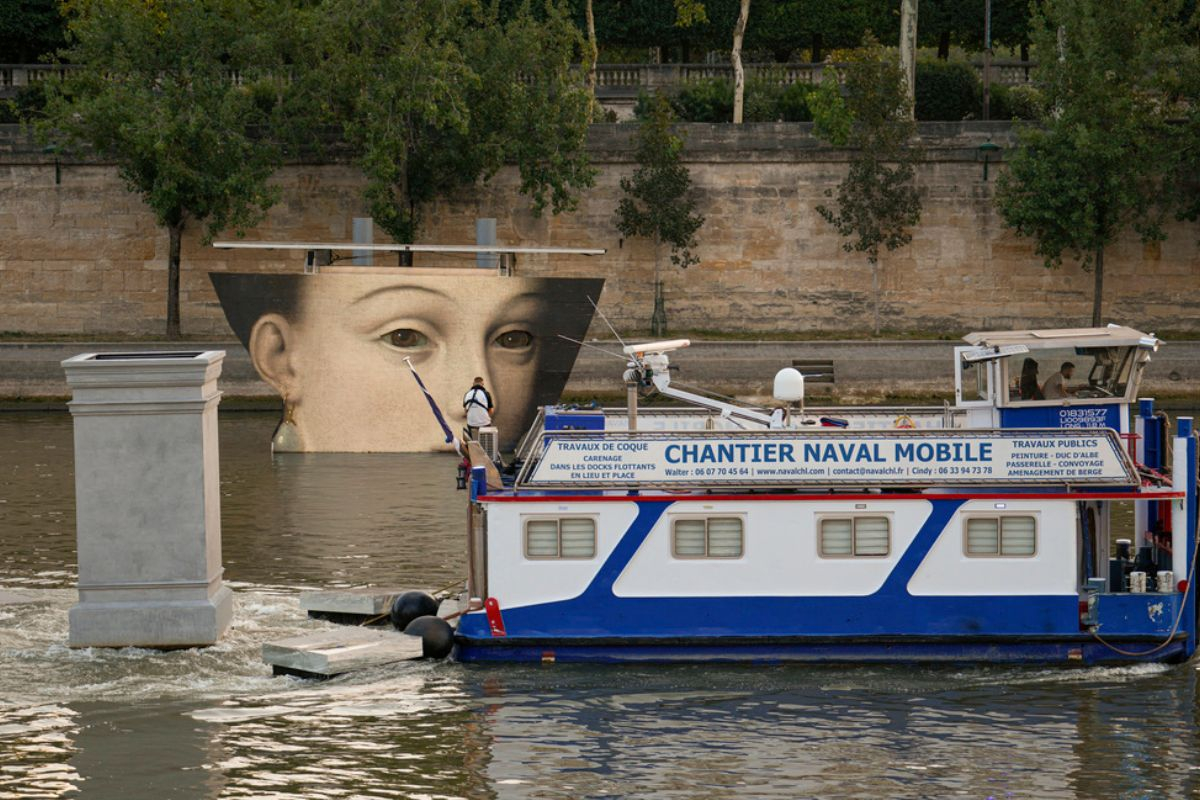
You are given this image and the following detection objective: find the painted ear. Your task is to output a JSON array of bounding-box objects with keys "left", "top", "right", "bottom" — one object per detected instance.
[{"left": 248, "top": 314, "right": 298, "bottom": 398}]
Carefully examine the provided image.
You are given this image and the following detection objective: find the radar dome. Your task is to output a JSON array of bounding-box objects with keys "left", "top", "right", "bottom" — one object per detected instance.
[{"left": 773, "top": 368, "right": 805, "bottom": 403}]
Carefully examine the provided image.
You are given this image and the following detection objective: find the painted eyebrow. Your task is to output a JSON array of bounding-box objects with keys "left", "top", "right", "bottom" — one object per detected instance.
[{"left": 348, "top": 284, "right": 451, "bottom": 307}]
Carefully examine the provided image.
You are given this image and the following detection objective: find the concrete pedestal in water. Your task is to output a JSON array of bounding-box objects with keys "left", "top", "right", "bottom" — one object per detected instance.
[{"left": 62, "top": 351, "right": 233, "bottom": 648}]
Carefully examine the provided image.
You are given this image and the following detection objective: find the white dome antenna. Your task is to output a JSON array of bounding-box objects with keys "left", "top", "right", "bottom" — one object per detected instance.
[{"left": 773, "top": 368, "right": 805, "bottom": 403}]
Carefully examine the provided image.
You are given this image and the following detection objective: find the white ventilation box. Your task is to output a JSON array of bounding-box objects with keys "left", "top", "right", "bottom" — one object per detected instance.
[{"left": 477, "top": 426, "right": 500, "bottom": 461}]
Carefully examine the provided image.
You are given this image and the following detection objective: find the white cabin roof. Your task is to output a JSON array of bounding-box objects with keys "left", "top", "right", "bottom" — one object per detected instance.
[{"left": 962, "top": 326, "right": 1160, "bottom": 350}]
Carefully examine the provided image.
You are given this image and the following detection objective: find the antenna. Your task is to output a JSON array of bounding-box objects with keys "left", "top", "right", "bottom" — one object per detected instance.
[
  {"left": 557, "top": 334, "right": 629, "bottom": 363},
  {"left": 587, "top": 295, "right": 628, "bottom": 352}
]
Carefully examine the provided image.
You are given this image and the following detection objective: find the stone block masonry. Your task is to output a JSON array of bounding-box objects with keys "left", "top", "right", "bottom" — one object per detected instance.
[{"left": 2, "top": 122, "right": 1198, "bottom": 337}]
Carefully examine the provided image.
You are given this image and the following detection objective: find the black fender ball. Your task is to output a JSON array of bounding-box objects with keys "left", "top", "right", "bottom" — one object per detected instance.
[
  {"left": 404, "top": 615, "right": 455, "bottom": 659},
  {"left": 390, "top": 591, "right": 439, "bottom": 631}
]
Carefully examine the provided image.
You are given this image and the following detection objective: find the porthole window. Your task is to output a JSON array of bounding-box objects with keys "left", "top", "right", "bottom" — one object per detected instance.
[
  {"left": 524, "top": 518, "right": 596, "bottom": 559},
  {"left": 819, "top": 517, "right": 890, "bottom": 557},
  {"left": 964, "top": 516, "right": 1037, "bottom": 557},
  {"left": 672, "top": 517, "right": 743, "bottom": 559}
]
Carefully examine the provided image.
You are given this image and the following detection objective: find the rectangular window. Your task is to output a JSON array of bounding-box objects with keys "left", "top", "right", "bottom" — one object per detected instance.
[
  {"left": 524, "top": 518, "right": 596, "bottom": 559},
  {"left": 672, "top": 517, "right": 744, "bottom": 559},
  {"left": 965, "top": 516, "right": 1037, "bottom": 557},
  {"left": 819, "top": 517, "right": 890, "bottom": 558}
]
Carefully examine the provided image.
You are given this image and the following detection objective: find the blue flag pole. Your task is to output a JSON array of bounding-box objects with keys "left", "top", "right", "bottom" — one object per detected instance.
[{"left": 403, "top": 357, "right": 458, "bottom": 448}]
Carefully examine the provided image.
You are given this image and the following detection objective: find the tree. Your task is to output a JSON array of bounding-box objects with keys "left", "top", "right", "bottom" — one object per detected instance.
[
  {"left": 41, "top": 0, "right": 295, "bottom": 338},
  {"left": 994, "top": 0, "right": 1186, "bottom": 327},
  {"left": 319, "top": 0, "right": 596, "bottom": 246},
  {"left": 615, "top": 92, "right": 704, "bottom": 336},
  {"left": 812, "top": 37, "right": 922, "bottom": 336},
  {"left": 0, "top": 0, "right": 67, "bottom": 62},
  {"left": 673, "top": 0, "right": 751, "bottom": 123}
]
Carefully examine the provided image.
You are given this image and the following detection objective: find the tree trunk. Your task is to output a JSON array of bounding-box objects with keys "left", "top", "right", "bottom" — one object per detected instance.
[
  {"left": 166, "top": 219, "right": 184, "bottom": 339},
  {"left": 872, "top": 260, "right": 881, "bottom": 336},
  {"left": 585, "top": 0, "right": 598, "bottom": 120},
  {"left": 730, "top": 0, "right": 750, "bottom": 124},
  {"left": 1092, "top": 245, "right": 1104, "bottom": 327},
  {"left": 811, "top": 33, "right": 823, "bottom": 63},
  {"left": 899, "top": 0, "right": 918, "bottom": 120},
  {"left": 650, "top": 236, "right": 667, "bottom": 336}
]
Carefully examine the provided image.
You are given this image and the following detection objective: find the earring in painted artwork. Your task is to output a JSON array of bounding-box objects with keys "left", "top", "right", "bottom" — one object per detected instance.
[{"left": 271, "top": 397, "right": 302, "bottom": 453}]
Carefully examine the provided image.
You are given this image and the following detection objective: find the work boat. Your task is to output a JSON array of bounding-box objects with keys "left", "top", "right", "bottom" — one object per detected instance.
[{"left": 454, "top": 326, "right": 1198, "bottom": 665}]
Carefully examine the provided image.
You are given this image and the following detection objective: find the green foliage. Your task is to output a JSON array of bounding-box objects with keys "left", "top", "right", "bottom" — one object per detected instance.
[
  {"left": 566, "top": 0, "right": 898, "bottom": 63},
  {"left": 919, "top": 0, "right": 1033, "bottom": 53},
  {"left": 318, "top": 0, "right": 595, "bottom": 243},
  {"left": 616, "top": 92, "right": 704, "bottom": 269},
  {"left": 994, "top": 0, "right": 1189, "bottom": 324},
  {"left": 0, "top": 84, "right": 48, "bottom": 124},
  {"left": 41, "top": 0, "right": 292, "bottom": 238},
  {"left": 637, "top": 76, "right": 812, "bottom": 123},
  {"left": 774, "top": 80, "right": 815, "bottom": 121},
  {"left": 989, "top": 83, "right": 1045, "bottom": 121},
  {"left": 673, "top": 0, "right": 710, "bottom": 27},
  {"left": 914, "top": 60, "right": 978, "bottom": 121},
  {"left": 813, "top": 38, "right": 922, "bottom": 266},
  {"left": 39, "top": 0, "right": 301, "bottom": 335},
  {"left": 0, "top": 0, "right": 67, "bottom": 62},
  {"left": 666, "top": 78, "right": 733, "bottom": 123}
]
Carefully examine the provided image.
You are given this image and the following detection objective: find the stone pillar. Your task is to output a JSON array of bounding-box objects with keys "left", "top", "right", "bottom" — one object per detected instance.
[{"left": 62, "top": 351, "right": 233, "bottom": 648}]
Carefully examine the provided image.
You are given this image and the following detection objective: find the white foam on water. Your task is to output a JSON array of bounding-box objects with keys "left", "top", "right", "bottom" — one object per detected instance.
[
  {"left": 0, "top": 588, "right": 336, "bottom": 706},
  {"left": 954, "top": 661, "right": 1176, "bottom": 688}
]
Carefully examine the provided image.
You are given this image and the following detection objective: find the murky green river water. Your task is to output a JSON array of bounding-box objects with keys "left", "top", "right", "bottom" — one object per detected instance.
[{"left": 2, "top": 412, "right": 1199, "bottom": 799}]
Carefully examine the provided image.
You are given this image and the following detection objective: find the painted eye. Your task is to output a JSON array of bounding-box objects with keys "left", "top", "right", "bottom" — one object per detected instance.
[
  {"left": 382, "top": 328, "right": 429, "bottom": 348},
  {"left": 494, "top": 330, "right": 533, "bottom": 349}
]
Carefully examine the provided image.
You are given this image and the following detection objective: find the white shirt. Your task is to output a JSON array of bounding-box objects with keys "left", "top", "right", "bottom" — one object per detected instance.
[
  {"left": 1042, "top": 372, "right": 1067, "bottom": 399},
  {"left": 463, "top": 386, "right": 492, "bottom": 427}
]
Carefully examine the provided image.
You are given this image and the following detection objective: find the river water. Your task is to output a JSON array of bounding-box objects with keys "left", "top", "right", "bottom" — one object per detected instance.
[{"left": 1, "top": 412, "right": 1199, "bottom": 799}]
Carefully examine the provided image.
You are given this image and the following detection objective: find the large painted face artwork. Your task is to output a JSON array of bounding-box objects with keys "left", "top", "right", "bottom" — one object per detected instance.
[{"left": 211, "top": 268, "right": 603, "bottom": 452}]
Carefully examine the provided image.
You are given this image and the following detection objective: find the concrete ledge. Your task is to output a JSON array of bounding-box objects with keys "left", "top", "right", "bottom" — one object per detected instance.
[
  {"left": 68, "top": 586, "right": 233, "bottom": 649},
  {"left": 4, "top": 338, "right": 1200, "bottom": 402}
]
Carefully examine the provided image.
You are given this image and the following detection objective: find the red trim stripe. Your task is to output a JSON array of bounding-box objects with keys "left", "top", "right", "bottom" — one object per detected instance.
[{"left": 479, "top": 490, "right": 1183, "bottom": 503}]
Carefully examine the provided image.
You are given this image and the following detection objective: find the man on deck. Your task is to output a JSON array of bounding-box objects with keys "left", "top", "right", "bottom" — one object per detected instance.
[{"left": 463, "top": 377, "right": 494, "bottom": 440}]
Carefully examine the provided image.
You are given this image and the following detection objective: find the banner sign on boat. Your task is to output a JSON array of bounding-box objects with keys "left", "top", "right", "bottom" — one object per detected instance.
[{"left": 522, "top": 429, "right": 1137, "bottom": 487}]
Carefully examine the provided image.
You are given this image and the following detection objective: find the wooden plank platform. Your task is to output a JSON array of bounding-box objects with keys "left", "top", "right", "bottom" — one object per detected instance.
[
  {"left": 262, "top": 627, "right": 425, "bottom": 679},
  {"left": 299, "top": 587, "right": 419, "bottom": 618}
]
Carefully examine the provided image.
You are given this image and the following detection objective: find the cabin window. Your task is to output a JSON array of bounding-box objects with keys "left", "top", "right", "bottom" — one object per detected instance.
[
  {"left": 818, "top": 517, "right": 890, "bottom": 557},
  {"left": 964, "top": 516, "right": 1037, "bottom": 557},
  {"left": 524, "top": 518, "right": 596, "bottom": 559},
  {"left": 672, "top": 517, "right": 744, "bottom": 558}
]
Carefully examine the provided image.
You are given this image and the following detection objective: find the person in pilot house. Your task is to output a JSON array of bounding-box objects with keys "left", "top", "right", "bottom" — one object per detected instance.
[{"left": 1042, "top": 361, "right": 1079, "bottom": 400}]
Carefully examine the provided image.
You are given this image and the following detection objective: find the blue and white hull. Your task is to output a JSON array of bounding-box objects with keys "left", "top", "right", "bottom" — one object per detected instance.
[{"left": 457, "top": 494, "right": 1194, "bottom": 665}]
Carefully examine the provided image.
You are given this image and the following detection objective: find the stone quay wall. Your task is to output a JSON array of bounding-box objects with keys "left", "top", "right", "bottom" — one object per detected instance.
[{"left": 2, "top": 121, "right": 1199, "bottom": 338}]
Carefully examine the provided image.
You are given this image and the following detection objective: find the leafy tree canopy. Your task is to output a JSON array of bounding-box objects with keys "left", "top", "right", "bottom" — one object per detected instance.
[
  {"left": 813, "top": 37, "right": 921, "bottom": 265},
  {"left": 0, "top": 0, "right": 68, "bottom": 62},
  {"left": 812, "top": 36, "right": 922, "bottom": 335},
  {"left": 315, "top": 0, "right": 596, "bottom": 243},
  {"left": 42, "top": 0, "right": 299, "bottom": 335},
  {"left": 616, "top": 91, "right": 704, "bottom": 269},
  {"left": 994, "top": 0, "right": 1190, "bottom": 325}
]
